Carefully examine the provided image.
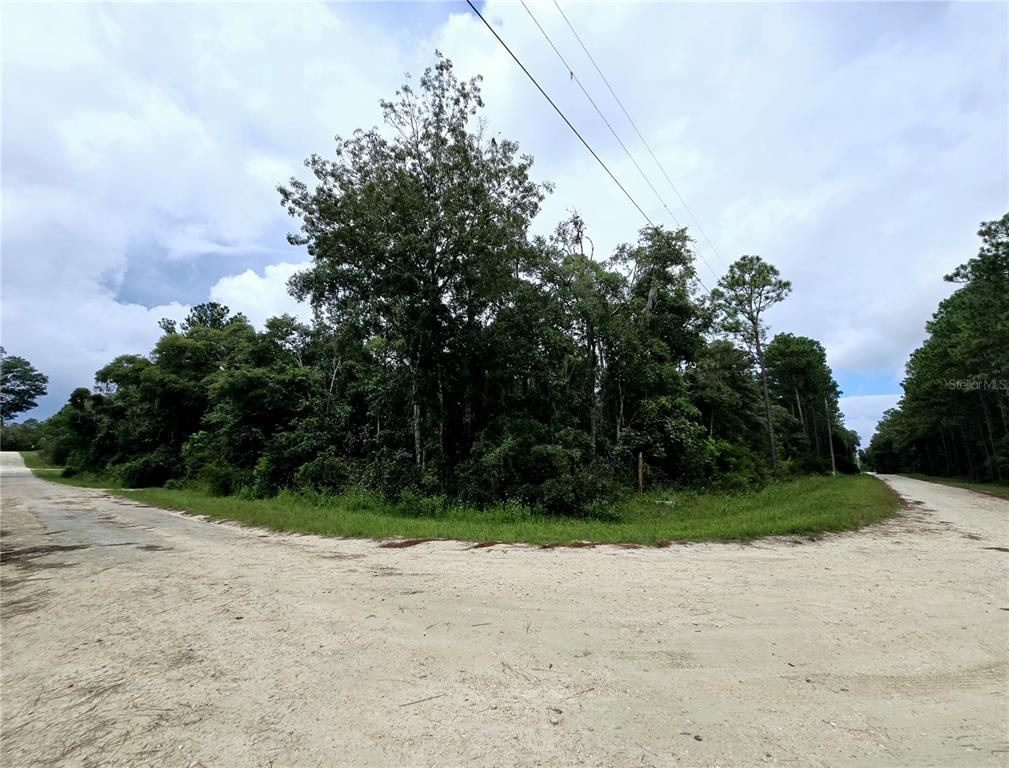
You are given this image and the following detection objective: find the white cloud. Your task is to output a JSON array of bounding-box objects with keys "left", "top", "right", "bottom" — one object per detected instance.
[
  {"left": 2, "top": 0, "right": 1006, "bottom": 422},
  {"left": 210, "top": 262, "right": 312, "bottom": 328},
  {"left": 1, "top": 1, "right": 413, "bottom": 414},
  {"left": 840, "top": 393, "right": 902, "bottom": 444}
]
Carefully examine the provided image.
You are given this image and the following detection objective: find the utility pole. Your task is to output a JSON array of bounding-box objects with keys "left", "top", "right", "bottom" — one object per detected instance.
[{"left": 824, "top": 397, "right": 837, "bottom": 477}]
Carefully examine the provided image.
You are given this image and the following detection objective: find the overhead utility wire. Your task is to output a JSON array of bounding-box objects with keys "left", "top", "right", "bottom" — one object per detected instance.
[
  {"left": 552, "top": 0, "right": 729, "bottom": 270},
  {"left": 521, "top": 1, "right": 721, "bottom": 286},
  {"left": 464, "top": 0, "right": 711, "bottom": 295},
  {"left": 463, "top": 0, "right": 654, "bottom": 227},
  {"left": 521, "top": 1, "right": 679, "bottom": 228}
]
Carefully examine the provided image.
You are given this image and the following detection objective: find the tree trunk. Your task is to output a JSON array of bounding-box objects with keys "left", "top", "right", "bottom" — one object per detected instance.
[
  {"left": 958, "top": 424, "right": 973, "bottom": 478},
  {"left": 996, "top": 396, "right": 1009, "bottom": 437},
  {"left": 437, "top": 364, "right": 446, "bottom": 469},
  {"left": 824, "top": 397, "right": 837, "bottom": 476},
  {"left": 980, "top": 394, "right": 1000, "bottom": 478},
  {"left": 587, "top": 328, "right": 598, "bottom": 452},
  {"left": 794, "top": 387, "right": 806, "bottom": 438},
  {"left": 413, "top": 400, "right": 423, "bottom": 469},
  {"left": 810, "top": 402, "right": 821, "bottom": 459},
  {"left": 753, "top": 331, "right": 777, "bottom": 468},
  {"left": 939, "top": 425, "right": 952, "bottom": 474}
]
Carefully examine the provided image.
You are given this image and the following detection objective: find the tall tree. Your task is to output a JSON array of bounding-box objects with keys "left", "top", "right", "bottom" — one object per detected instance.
[
  {"left": 711, "top": 256, "right": 792, "bottom": 467},
  {"left": 765, "top": 333, "right": 839, "bottom": 462},
  {"left": 0, "top": 348, "right": 48, "bottom": 424},
  {"left": 865, "top": 213, "right": 1008, "bottom": 480},
  {"left": 36, "top": 53, "right": 856, "bottom": 507},
  {"left": 280, "top": 53, "right": 548, "bottom": 477}
]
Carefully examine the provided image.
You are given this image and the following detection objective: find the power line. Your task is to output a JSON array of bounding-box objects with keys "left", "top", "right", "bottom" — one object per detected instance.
[
  {"left": 463, "top": 0, "right": 654, "bottom": 227},
  {"left": 521, "top": 1, "right": 721, "bottom": 286},
  {"left": 463, "top": 0, "right": 711, "bottom": 296},
  {"left": 552, "top": 0, "right": 728, "bottom": 270},
  {"left": 521, "top": 2, "right": 679, "bottom": 227}
]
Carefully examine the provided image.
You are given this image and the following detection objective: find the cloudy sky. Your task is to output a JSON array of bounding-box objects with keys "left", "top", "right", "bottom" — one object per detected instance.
[{"left": 2, "top": 1, "right": 1006, "bottom": 442}]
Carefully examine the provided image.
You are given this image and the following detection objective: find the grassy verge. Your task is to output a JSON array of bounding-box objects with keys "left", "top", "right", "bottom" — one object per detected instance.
[
  {"left": 108, "top": 475, "right": 901, "bottom": 546},
  {"left": 903, "top": 474, "right": 1009, "bottom": 500},
  {"left": 19, "top": 451, "right": 123, "bottom": 489},
  {"left": 22, "top": 452, "right": 901, "bottom": 544},
  {"left": 19, "top": 450, "right": 61, "bottom": 471}
]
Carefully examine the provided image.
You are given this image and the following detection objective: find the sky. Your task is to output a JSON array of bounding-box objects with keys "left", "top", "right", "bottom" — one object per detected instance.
[{"left": 2, "top": 1, "right": 1006, "bottom": 444}]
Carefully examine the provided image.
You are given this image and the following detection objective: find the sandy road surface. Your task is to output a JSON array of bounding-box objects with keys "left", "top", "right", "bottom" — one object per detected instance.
[{"left": 1, "top": 453, "right": 1007, "bottom": 767}]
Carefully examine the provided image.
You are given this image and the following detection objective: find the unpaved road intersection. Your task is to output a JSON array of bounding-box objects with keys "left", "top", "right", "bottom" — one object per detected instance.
[{"left": 1, "top": 453, "right": 1007, "bottom": 766}]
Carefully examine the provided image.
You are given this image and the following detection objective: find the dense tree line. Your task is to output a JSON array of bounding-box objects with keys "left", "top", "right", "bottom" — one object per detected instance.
[
  {"left": 865, "top": 214, "right": 1009, "bottom": 481},
  {"left": 36, "top": 56, "right": 857, "bottom": 512},
  {"left": 0, "top": 419, "right": 43, "bottom": 451}
]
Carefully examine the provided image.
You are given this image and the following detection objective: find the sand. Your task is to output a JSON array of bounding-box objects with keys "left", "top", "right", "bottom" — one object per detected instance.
[{"left": 1, "top": 452, "right": 1006, "bottom": 767}]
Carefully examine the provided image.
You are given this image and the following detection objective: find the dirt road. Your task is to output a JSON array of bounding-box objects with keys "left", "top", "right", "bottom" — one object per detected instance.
[{"left": 1, "top": 453, "right": 1006, "bottom": 767}]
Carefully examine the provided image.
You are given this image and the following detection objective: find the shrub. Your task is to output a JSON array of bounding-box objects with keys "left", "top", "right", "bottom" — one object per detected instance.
[
  {"left": 182, "top": 432, "right": 245, "bottom": 495},
  {"left": 397, "top": 489, "right": 447, "bottom": 518},
  {"left": 119, "top": 449, "right": 178, "bottom": 487},
  {"left": 200, "top": 463, "right": 244, "bottom": 496},
  {"left": 251, "top": 455, "right": 278, "bottom": 498},
  {"left": 0, "top": 420, "right": 42, "bottom": 451},
  {"left": 709, "top": 440, "right": 768, "bottom": 492},
  {"left": 479, "top": 498, "right": 534, "bottom": 523},
  {"left": 181, "top": 431, "right": 216, "bottom": 479},
  {"left": 362, "top": 447, "right": 419, "bottom": 499},
  {"left": 294, "top": 454, "right": 351, "bottom": 494},
  {"left": 259, "top": 430, "right": 328, "bottom": 489},
  {"left": 538, "top": 462, "right": 621, "bottom": 517}
]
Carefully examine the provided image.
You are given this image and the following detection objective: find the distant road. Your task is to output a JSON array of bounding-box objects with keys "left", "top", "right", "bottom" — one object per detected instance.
[{"left": 2, "top": 453, "right": 1007, "bottom": 767}]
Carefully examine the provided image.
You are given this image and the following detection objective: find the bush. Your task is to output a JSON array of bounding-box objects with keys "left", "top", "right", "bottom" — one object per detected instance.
[
  {"left": 0, "top": 420, "right": 42, "bottom": 451},
  {"left": 709, "top": 440, "right": 768, "bottom": 492},
  {"left": 537, "top": 462, "right": 621, "bottom": 517},
  {"left": 294, "top": 454, "right": 351, "bottom": 495},
  {"left": 397, "top": 489, "right": 447, "bottom": 518},
  {"left": 456, "top": 420, "right": 623, "bottom": 516},
  {"left": 181, "top": 431, "right": 216, "bottom": 479},
  {"left": 251, "top": 456, "right": 278, "bottom": 498},
  {"left": 362, "top": 447, "right": 419, "bottom": 499},
  {"left": 119, "top": 449, "right": 179, "bottom": 487},
  {"left": 200, "top": 463, "right": 244, "bottom": 496}
]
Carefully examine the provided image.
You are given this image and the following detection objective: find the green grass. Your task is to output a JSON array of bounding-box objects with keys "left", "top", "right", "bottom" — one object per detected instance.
[
  {"left": 22, "top": 450, "right": 901, "bottom": 544},
  {"left": 108, "top": 475, "right": 901, "bottom": 546},
  {"left": 19, "top": 451, "right": 123, "bottom": 489},
  {"left": 903, "top": 474, "right": 1009, "bottom": 500},
  {"left": 19, "top": 450, "right": 62, "bottom": 471}
]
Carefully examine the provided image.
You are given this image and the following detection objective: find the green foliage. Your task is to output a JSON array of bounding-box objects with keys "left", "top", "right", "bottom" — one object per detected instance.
[
  {"left": 765, "top": 333, "right": 858, "bottom": 473},
  {"left": 1, "top": 349, "right": 48, "bottom": 423},
  {"left": 2, "top": 419, "right": 43, "bottom": 450},
  {"left": 711, "top": 256, "right": 792, "bottom": 467},
  {"left": 865, "top": 213, "right": 1009, "bottom": 481},
  {"left": 118, "top": 474, "right": 900, "bottom": 546},
  {"left": 119, "top": 448, "right": 179, "bottom": 488},
  {"left": 18, "top": 449, "right": 59, "bottom": 470},
  {"left": 708, "top": 440, "right": 769, "bottom": 492},
  {"left": 33, "top": 54, "right": 854, "bottom": 516},
  {"left": 294, "top": 453, "right": 351, "bottom": 495}
]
